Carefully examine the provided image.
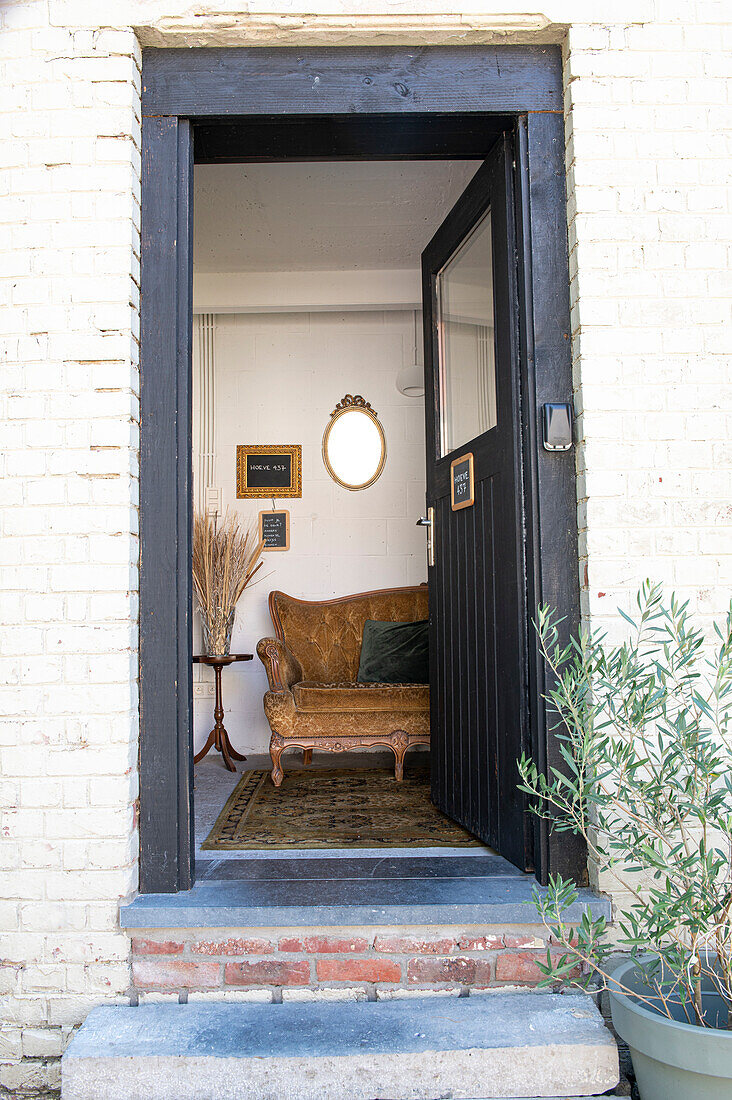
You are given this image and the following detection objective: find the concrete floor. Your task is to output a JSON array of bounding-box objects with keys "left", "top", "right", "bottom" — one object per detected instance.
[{"left": 193, "top": 748, "right": 493, "bottom": 862}]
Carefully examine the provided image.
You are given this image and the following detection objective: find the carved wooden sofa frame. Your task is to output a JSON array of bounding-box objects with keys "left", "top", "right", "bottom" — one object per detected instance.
[{"left": 257, "top": 586, "right": 429, "bottom": 786}]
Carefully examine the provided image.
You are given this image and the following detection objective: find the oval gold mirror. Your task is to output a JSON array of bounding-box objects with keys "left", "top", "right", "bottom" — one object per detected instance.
[{"left": 322, "top": 395, "right": 387, "bottom": 491}]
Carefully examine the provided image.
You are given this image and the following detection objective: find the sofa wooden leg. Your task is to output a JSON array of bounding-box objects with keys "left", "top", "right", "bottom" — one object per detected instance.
[
  {"left": 392, "top": 732, "right": 408, "bottom": 782},
  {"left": 302, "top": 748, "right": 312, "bottom": 766},
  {"left": 270, "top": 735, "right": 285, "bottom": 787}
]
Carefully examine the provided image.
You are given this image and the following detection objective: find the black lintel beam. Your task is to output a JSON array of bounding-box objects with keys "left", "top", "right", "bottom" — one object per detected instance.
[{"left": 143, "top": 46, "right": 563, "bottom": 118}]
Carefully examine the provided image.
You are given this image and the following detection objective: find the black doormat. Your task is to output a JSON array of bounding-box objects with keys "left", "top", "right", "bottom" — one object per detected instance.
[{"left": 202, "top": 765, "right": 482, "bottom": 850}]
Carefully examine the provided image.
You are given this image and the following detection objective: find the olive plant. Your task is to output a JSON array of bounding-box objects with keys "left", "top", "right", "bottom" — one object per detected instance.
[{"left": 518, "top": 582, "right": 732, "bottom": 1026}]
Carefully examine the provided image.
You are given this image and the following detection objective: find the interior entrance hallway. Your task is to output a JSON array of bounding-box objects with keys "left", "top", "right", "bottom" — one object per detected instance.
[{"left": 191, "top": 157, "right": 490, "bottom": 859}]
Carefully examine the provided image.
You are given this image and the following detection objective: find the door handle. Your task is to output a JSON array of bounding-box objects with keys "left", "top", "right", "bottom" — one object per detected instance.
[{"left": 416, "top": 507, "right": 435, "bottom": 568}]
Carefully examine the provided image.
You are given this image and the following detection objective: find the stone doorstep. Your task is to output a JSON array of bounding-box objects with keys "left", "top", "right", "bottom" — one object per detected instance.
[
  {"left": 119, "top": 868, "right": 611, "bottom": 929},
  {"left": 61, "top": 993, "right": 619, "bottom": 1100}
]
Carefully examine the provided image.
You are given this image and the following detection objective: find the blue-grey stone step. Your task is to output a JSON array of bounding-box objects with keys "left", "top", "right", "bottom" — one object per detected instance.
[
  {"left": 62, "top": 993, "right": 619, "bottom": 1100},
  {"left": 119, "top": 860, "right": 610, "bottom": 928}
]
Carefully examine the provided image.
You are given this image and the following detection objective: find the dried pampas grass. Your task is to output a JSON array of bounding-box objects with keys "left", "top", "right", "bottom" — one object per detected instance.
[{"left": 192, "top": 511, "right": 264, "bottom": 655}]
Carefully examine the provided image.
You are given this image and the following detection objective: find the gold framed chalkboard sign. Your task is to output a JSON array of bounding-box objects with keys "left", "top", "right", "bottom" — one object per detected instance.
[
  {"left": 450, "top": 452, "right": 474, "bottom": 511},
  {"left": 236, "top": 444, "right": 302, "bottom": 499}
]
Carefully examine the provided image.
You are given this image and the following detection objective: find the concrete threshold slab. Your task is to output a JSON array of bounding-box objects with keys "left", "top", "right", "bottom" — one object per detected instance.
[{"left": 62, "top": 993, "right": 618, "bottom": 1100}]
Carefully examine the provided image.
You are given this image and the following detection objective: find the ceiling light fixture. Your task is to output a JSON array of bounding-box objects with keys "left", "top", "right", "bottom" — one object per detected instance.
[{"left": 396, "top": 310, "right": 425, "bottom": 398}]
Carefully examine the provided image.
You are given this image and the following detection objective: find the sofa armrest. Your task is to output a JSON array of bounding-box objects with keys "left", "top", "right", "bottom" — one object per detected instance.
[{"left": 257, "top": 637, "right": 302, "bottom": 693}]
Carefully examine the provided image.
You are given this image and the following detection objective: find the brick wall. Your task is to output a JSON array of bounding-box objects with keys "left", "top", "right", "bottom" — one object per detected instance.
[
  {"left": 1, "top": 0, "right": 731, "bottom": 1095},
  {"left": 1, "top": 4, "right": 142, "bottom": 1095},
  {"left": 564, "top": 12, "right": 732, "bottom": 640},
  {"left": 562, "top": 8, "right": 732, "bottom": 903},
  {"left": 129, "top": 926, "right": 568, "bottom": 1001}
]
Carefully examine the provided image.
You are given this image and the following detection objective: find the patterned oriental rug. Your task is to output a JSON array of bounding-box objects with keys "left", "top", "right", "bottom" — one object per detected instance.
[{"left": 201, "top": 765, "right": 482, "bottom": 850}]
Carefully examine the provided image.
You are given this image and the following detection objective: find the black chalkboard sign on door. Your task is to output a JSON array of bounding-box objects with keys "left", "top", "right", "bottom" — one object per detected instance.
[
  {"left": 259, "top": 509, "right": 290, "bottom": 551},
  {"left": 450, "top": 452, "right": 474, "bottom": 511}
]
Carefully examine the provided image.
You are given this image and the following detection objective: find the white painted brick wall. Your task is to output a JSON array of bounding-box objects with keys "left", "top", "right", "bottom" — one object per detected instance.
[
  {"left": 564, "top": 8, "right": 732, "bottom": 639},
  {"left": 1, "top": 0, "right": 731, "bottom": 1088},
  {"left": 0, "top": 3, "right": 141, "bottom": 1090}
]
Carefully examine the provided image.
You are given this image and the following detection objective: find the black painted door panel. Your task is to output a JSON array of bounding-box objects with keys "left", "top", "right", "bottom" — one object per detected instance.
[{"left": 422, "top": 134, "right": 529, "bottom": 870}]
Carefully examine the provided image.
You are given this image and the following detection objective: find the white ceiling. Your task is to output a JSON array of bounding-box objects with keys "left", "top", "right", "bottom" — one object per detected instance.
[{"left": 193, "top": 160, "right": 481, "bottom": 274}]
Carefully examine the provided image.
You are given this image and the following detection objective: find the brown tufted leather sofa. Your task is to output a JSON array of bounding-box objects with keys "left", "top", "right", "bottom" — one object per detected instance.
[{"left": 257, "top": 586, "right": 429, "bottom": 786}]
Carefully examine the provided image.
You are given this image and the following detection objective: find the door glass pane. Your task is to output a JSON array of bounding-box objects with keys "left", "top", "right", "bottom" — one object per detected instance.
[{"left": 436, "top": 208, "right": 496, "bottom": 457}]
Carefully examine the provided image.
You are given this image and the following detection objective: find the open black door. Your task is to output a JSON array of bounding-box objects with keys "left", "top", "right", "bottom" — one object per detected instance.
[{"left": 421, "top": 133, "right": 530, "bottom": 871}]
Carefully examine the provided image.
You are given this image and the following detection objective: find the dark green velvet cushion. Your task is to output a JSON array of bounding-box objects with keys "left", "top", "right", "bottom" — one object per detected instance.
[{"left": 357, "top": 619, "right": 429, "bottom": 684}]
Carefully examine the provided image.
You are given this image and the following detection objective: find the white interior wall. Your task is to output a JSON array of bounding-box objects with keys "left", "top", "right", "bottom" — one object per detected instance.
[
  {"left": 193, "top": 308, "right": 428, "bottom": 755},
  {"left": 442, "top": 322, "right": 497, "bottom": 455}
]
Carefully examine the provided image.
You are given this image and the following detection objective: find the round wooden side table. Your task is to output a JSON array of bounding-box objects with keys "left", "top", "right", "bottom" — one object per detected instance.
[{"left": 193, "top": 654, "right": 252, "bottom": 772}]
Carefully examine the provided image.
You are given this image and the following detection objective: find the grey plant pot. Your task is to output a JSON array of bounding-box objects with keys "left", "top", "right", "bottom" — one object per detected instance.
[{"left": 609, "top": 957, "right": 732, "bottom": 1100}]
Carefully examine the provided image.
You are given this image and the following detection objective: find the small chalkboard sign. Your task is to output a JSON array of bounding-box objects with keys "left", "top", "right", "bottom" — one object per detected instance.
[
  {"left": 450, "top": 452, "right": 474, "bottom": 511},
  {"left": 259, "top": 509, "right": 290, "bottom": 552},
  {"left": 236, "top": 444, "right": 301, "bottom": 498}
]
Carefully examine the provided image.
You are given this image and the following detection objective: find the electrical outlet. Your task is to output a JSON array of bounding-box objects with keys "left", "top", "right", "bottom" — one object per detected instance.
[
  {"left": 205, "top": 486, "right": 222, "bottom": 515},
  {"left": 194, "top": 682, "right": 215, "bottom": 697}
]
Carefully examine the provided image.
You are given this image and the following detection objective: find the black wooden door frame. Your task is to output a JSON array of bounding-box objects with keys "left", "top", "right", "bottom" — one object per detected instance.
[{"left": 139, "top": 45, "right": 583, "bottom": 893}]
